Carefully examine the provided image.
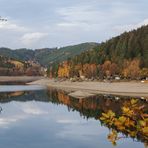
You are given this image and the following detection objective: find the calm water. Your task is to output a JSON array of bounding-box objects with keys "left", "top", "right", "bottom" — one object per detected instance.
[{"left": 0, "top": 85, "right": 147, "bottom": 148}]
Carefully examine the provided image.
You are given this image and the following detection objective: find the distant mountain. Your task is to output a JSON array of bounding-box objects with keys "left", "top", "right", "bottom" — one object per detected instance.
[
  {"left": 0, "top": 48, "right": 34, "bottom": 61},
  {"left": 49, "top": 25, "right": 148, "bottom": 79},
  {"left": 0, "top": 42, "right": 98, "bottom": 67}
]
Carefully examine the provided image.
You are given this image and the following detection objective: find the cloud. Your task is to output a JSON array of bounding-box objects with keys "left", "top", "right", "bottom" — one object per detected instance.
[
  {"left": 113, "top": 18, "right": 148, "bottom": 33},
  {"left": 0, "top": 0, "right": 148, "bottom": 48},
  {"left": 56, "top": 119, "right": 105, "bottom": 141},
  {"left": 0, "top": 118, "right": 18, "bottom": 126},
  {"left": 22, "top": 103, "right": 48, "bottom": 115},
  {"left": 0, "top": 21, "right": 28, "bottom": 32},
  {"left": 56, "top": 5, "right": 103, "bottom": 30},
  {"left": 55, "top": 3, "right": 142, "bottom": 33},
  {"left": 0, "top": 102, "right": 49, "bottom": 128},
  {"left": 20, "top": 32, "right": 48, "bottom": 47}
]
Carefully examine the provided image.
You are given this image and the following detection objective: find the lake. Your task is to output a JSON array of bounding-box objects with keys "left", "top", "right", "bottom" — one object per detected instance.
[{"left": 0, "top": 85, "right": 147, "bottom": 148}]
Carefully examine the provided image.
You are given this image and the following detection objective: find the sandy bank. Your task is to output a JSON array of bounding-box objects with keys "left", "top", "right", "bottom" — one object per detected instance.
[
  {"left": 29, "top": 78, "right": 148, "bottom": 98},
  {"left": 0, "top": 76, "right": 44, "bottom": 83}
]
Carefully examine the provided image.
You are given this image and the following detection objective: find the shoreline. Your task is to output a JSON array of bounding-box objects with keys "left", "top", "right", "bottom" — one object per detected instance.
[
  {"left": 29, "top": 78, "right": 148, "bottom": 98},
  {"left": 0, "top": 76, "right": 147, "bottom": 98},
  {"left": 0, "top": 76, "right": 44, "bottom": 83}
]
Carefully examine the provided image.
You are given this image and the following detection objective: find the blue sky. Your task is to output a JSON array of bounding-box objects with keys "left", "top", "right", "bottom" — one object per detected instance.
[{"left": 0, "top": 0, "right": 148, "bottom": 49}]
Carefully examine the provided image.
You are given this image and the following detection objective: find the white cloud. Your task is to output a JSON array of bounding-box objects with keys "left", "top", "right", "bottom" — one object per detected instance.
[
  {"left": 0, "top": 115, "right": 26, "bottom": 128},
  {"left": 55, "top": 3, "right": 139, "bottom": 33},
  {"left": 0, "top": 0, "right": 147, "bottom": 48},
  {"left": 22, "top": 103, "right": 48, "bottom": 115},
  {"left": 0, "top": 102, "right": 49, "bottom": 128},
  {"left": 56, "top": 119, "right": 105, "bottom": 141},
  {"left": 20, "top": 32, "right": 48, "bottom": 46},
  {"left": 0, "top": 21, "right": 28, "bottom": 32},
  {"left": 113, "top": 18, "right": 148, "bottom": 33},
  {"left": 56, "top": 5, "right": 102, "bottom": 30},
  {"left": 0, "top": 118, "right": 17, "bottom": 126}
]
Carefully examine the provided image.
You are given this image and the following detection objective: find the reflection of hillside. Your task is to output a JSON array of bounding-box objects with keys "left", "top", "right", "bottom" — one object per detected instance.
[
  {"left": 0, "top": 90, "right": 49, "bottom": 103},
  {"left": 48, "top": 90, "right": 148, "bottom": 118},
  {"left": 0, "top": 89, "right": 147, "bottom": 146},
  {"left": 47, "top": 89, "right": 148, "bottom": 146},
  {"left": 8, "top": 91, "right": 25, "bottom": 97}
]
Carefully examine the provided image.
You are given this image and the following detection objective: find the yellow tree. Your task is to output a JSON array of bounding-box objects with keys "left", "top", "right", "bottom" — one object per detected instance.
[{"left": 122, "top": 59, "right": 140, "bottom": 79}]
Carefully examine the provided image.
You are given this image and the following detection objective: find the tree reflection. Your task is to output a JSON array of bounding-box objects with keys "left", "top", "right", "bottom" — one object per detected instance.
[
  {"left": 0, "top": 106, "right": 2, "bottom": 113},
  {"left": 47, "top": 89, "right": 148, "bottom": 146},
  {"left": 0, "top": 89, "right": 147, "bottom": 146},
  {"left": 100, "top": 99, "right": 148, "bottom": 146}
]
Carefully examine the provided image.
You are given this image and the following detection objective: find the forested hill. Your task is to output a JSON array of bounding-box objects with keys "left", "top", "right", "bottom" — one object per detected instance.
[
  {"left": 0, "top": 42, "right": 97, "bottom": 66},
  {"left": 50, "top": 25, "right": 148, "bottom": 79},
  {"left": 35, "top": 42, "right": 98, "bottom": 66},
  {"left": 0, "top": 55, "right": 43, "bottom": 76},
  {"left": 71, "top": 25, "right": 148, "bottom": 68}
]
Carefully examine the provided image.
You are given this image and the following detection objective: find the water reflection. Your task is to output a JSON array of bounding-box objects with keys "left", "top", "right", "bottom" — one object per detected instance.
[
  {"left": 0, "top": 85, "right": 46, "bottom": 92},
  {"left": 0, "top": 88, "right": 147, "bottom": 148},
  {"left": 47, "top": 89, "right": 148, "bottom": 146}
]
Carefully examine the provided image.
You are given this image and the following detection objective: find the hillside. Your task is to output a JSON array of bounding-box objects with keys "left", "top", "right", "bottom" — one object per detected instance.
[
  {"left": 0, "top": 42, "right": 98, "bottom": 67},
  {"left": 0, "top": 48, "right": 35, "bottom": 61},
  {"left": 49, "top": 25, "right": 148, "bottom": 79},
  {"left": 0, "top": 55, "right": 43, "bottom": 76},
  {"left": 0, "top": 55, "right": 24, "bottom": 76},
  {"left": 35, "top": 42, "right": 98, "bottom": 66},
  {"left": 0, "top": 56, "right": 15, "bottom": 68}
]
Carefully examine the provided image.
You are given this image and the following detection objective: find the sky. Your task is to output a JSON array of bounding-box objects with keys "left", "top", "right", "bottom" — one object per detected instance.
[{"left": 0, "top": 0, "right": 148, "bottom": 49}]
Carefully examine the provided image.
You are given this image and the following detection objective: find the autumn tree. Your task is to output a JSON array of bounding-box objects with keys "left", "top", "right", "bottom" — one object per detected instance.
[
  {"left": 140, "top": 68, "right": 148, "bottom": 79},
  {"left": 58, "top": 61, "right": 70, "bottom": 78},
  {"left": 102, "top": 60, "right": 112, "bottom": 77},
  {"left": 122, "top": 59, "right": 140, "bottom": 79}
]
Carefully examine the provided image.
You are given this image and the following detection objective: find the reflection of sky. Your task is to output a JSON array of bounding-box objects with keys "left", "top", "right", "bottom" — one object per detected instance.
[
  {"left": 0, "top": 85, "right": 46, "bottom": 92},
  {"left": 0, "top": 96, "right": 144, "bottom": 148}
]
